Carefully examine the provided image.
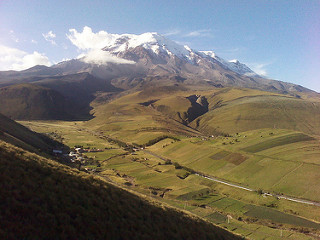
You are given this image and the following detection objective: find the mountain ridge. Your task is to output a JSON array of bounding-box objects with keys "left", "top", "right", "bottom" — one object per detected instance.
[
  {"left": 0, "top": 31, "right": 317, "bottom": 95},
  {"left": 95, "top": 31, "right": 257, "bottom": 76},
  {"left": 0, "top": 31, "right": 318, "bottom": 121}
]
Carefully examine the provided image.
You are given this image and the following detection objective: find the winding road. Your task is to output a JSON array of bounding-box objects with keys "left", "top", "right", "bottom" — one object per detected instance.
[
  {"left": 195, "top": 173, "right": 320, "bottom": 207},
  {"left": 143, "top": 149, "right": 320, "bottom": 207},
  {"left": 91, "top": 130, "right": 320, "bottom": 208}
]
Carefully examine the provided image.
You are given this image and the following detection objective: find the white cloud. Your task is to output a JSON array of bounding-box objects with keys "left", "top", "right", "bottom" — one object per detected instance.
[
  {"left": 31, "top": 39, "right": 38, "bottom": 44},
  {"left": 185, "top": 29, "right": 213, "bottom": 37},
  {"left": 249, "top": 63, "right": 270, "bottom": 76},
  {"left": 42, "top": 30, "right": 56, "bottom": 45},
  {"left": 67, "top": 26, "right": 114, "bottom": 50},
  {"left": 67, "top": 26, "right": 135, "bottom": 65},
  {"left": 60, "top": 57, "right": 71, "bottom": 62},
  {"left": 174, "top": 40, "right": 192, "bottom": 47},
  {"left": 80, "top": 49, "right": 135, "bottom": 65},
  {"left": 162, "top": 29, "right": 213, "bottom": 38},
  {"left": 163, "top": 29, "right": 181, "bottom": 37},
  {"left": 0, "top": 44, "right": 51, "bottom": 71}
]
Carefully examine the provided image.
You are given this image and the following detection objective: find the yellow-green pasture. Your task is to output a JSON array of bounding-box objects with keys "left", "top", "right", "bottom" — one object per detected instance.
[
  {"left": 19, "top": 120, "right": 124, "bottom": 151},
  {"left": 18, "top": 121, "right": 320, "bottom": 239},
  {"left": 148, "top": 128, "right": 320, "bottom": 203}
]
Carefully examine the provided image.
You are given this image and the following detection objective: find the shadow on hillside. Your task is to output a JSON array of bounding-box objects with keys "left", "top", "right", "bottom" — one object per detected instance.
[{"left": 0, "top": 144, "right": 241, "bottom": 240}]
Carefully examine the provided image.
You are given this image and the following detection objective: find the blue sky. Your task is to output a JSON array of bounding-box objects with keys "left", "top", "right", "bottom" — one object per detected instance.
[{"left": 0, "top": 0, "right": 319, "bottom": 92}]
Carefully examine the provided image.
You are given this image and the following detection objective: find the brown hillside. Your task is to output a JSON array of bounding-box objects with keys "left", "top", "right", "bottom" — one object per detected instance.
[{"left": 0, "top": 84, "right": 78, "bottom": 120}]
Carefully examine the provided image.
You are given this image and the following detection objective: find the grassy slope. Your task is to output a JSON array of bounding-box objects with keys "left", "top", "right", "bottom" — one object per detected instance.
[
  {"left": 149, "top": 128, "right": 320, "bottom": 202},
  {"left": 0, "top": 113, "right": 62, "bottom": 153},
  {"left": 87, "top": 88, "right": 201, "bottom": 144},
  {"left": 192, "top": 88, "right": 320, "bottom": 135},
  {"left": 89, "top": 87, "right": 320, "bottom": 142},
  {"left": 0, "top": 83, "right": 78, "bottom": 120},
  {"left": 82, "top": 87, "right": 320, "bottom": 201},
  {"left": 0, "top": 72, "right": 121, "bottom": 120},
  {"left": 0, "top": 140, "right": 241, "bottom": 240},
  {"left": 33, "top": 72, "right": 120, "bottom": 112},
  {"left": 153, "top": 95, "right": 192, "bottom": 123},
  {"left": 19, "top": 120, "right": 320, "bottom": 239}
]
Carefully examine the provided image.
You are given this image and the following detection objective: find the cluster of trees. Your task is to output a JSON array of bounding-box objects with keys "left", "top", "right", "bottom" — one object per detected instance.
[{"left": 133, "top": 135, "right": 180, "bottom": 148}]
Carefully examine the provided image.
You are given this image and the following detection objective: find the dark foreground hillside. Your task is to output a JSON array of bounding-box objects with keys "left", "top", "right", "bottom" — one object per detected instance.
[
  {"left": 0, "top": 113, "right": 64, "bottom": 153},
  {"left": 0, "top": 141, "right": 241, "bottom": 240}
]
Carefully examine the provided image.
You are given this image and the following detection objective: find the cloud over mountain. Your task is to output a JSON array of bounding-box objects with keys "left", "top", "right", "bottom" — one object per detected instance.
[
  {"left": 67, "top": 26, "right": 134, "bottom": 64},
  {"left": 185, "top": 29, "right": 213, "bottom": 37},
  {"left": 0, "top": 44, "right": 51, "bottom": 71},
  {"left": 80, "top": 49, "right": 135, "bottom": 65},
  {"left": 67, "top": 26, "right": 113, "bottom": 50},
  {"left": 248, "top": 62, "right": 272, "bottom": 76}
]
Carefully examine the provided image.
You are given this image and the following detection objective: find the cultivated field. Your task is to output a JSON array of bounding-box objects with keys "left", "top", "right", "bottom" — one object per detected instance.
[{"left": 20, "top": 120, "right": 320, "bottom": 239}]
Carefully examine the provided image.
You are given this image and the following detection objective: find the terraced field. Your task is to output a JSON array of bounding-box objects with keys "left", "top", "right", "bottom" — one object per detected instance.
[
  {"left": 19, "top": 86, "right": 320, "bottom": 239},
  {"left": 149, "top": 129, "right": 320, "bottom": 202},
  {"left": 242, "top": 133, "right": 314, "bottom": 153}
]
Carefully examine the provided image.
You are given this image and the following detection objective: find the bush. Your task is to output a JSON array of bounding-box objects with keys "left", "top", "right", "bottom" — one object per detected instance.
[
  {"left": 173, "top": 162, "right": 182, "bottom": 169},
  {"left": 165, "top": 160, "right": 172, "bottom": 165},
  {"left": 257, "top": 189, "right": 263, "bottom": 195},
  {"left": 144, "top": 135, "right": 180, "bottom": 147}
]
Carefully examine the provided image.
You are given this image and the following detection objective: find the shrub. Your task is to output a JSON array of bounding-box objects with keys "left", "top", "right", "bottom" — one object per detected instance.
[
  {"left": 257, "top": 189, "right": 263, "bottom": 195},
  {"left": 165, "top": 160, "right": 172, "bottom": 165},
  {"left": 173, "top": 162, "right": 182, "bottom": 169}
]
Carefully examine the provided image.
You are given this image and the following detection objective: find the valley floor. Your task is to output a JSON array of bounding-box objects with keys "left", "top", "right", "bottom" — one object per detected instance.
[{"left": 19, "top": 120, "right": 320, "bottom": 240}]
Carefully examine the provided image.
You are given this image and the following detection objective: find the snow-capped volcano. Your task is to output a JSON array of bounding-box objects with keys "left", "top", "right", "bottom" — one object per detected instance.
[
  {"left": 90, "top": 31, "right": 257, "bottom": 76},
  {"left": 102, "top": 32, "right": 192, "bottom": 60},
  {"left": 56, "top": 29, "right": 306, "bottom": 92},
  {"left": 1, "top": 28, "right": 312, "bottom": 98}
]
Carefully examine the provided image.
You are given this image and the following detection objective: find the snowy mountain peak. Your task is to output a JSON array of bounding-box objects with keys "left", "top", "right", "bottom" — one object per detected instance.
[
  {"left": 90, "top": 30, "right": 259, "bottom": 77},
  {"left": 102, "top": 32, "right": 192, "bottom": 60},
  {"left": 227, "top": 59, "right": 256, "bottom": 76},
  {"left": 229, "top": 59, "right": 239, "bottom": 64},
  {"left": 199, "top": 51, "right": 256, "bottom": 76},
  {"left": 199, "top": 51, "right": 216, "bottom": 59}
]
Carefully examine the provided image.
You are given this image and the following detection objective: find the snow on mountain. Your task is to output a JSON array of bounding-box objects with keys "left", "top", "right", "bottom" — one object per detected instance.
[
  {"left": 227, "top": 59, "right": 256, "bottom": 76},
  {"left": 102, "top": 32, "right": 194, "bottom": 62},
  {"left": 73, "top": 29, "right": 258, "bottom": 77},
  {"left": 199, "top": 51, "right": 257, "bottom": 76}
]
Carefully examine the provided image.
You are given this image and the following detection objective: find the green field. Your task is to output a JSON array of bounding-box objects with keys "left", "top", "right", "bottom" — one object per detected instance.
[
  {"left": 18, "top": 99, "right": 320, "bottom": 240},
  {"left": 245, "top": 205, "right": 320, "bottom": 230},
  {"left": 192, "top": 88, "right": 320, "bottom": 136},
  {"left": 149, "top": 128, "right": 320, "bottom": 202},
  {"left": 242, "top": 133, "right": 314, "bottom": 153},
  {"left": 19, "top": 121, "right": 120, "bottom": 149},
  {"left": 1, "top": 140, "right": 244, "bottom": 240}
]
